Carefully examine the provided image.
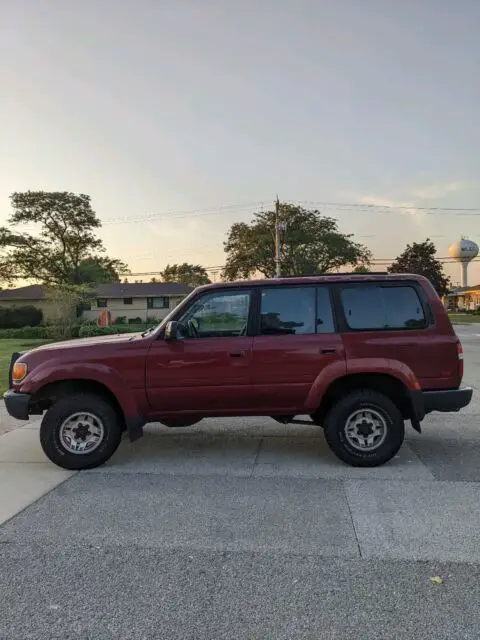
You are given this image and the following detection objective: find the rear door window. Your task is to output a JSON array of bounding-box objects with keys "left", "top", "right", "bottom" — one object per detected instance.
[
  {"left": 260, "top": 287, "right": 316, "bottom": 335},
  {"left": 259, "top": 286, "right": 335, "bottom": 335},
  {"left": 340, "top": 285, "right": 426, "bottom": 330}
]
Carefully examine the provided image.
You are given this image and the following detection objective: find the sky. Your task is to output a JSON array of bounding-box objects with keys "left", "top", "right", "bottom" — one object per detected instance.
[{"left": 1, "top": 0, "right": 479, "bottom": 285}]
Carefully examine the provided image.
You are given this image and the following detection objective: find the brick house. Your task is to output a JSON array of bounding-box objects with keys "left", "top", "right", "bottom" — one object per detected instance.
[{"left": 0, "top": 282, "right": 193, "bottom": 324}]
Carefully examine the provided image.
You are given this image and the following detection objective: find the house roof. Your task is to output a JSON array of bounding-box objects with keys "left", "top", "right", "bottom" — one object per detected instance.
[
  {"left": 0, "top": 285, "right": 44, "bottom": 300},
  {"left": 446, "top": 284, "right": 480, "bottom": 297},
  {"left": 0, "top": 282, "right": 193, "bottom": 300}
]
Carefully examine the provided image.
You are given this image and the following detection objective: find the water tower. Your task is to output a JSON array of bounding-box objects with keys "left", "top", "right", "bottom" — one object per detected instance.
[{"left": 448, "top": 238, "right": 479, "bottom": 288}]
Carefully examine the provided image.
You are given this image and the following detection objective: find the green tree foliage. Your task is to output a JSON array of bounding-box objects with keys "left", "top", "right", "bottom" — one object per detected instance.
[
  {"left": 388, "top": 239, "right": 450, "bottom": 296},
  {"left": 222, "top": 203, "right": 371, "bottom": 280},
  {"left": 44, "top": 284, "right": 93, "bottom": 339},
  {"left": 0, "top": 191, "right": 129, "bottom": 285},
  {"left": 73, "top": 257, "right": 123, "bottom": 284},
  {"left": 352, "top": 265, "right": 371, "bottom": 273},
  {"left": 161, "top": 263, "right": 211, "bottom": 287}
]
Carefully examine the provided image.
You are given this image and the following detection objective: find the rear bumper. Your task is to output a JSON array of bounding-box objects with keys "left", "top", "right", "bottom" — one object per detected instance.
[
  {"left": 3, "top": 390, "right": 31, "bottom": 420},
  {"left": 422, "top": 387, "right": 473, "bottom": 414}
]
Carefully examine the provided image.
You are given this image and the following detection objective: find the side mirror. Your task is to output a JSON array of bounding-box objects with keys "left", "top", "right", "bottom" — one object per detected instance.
[{"left": 164, "top": 321, "right": 184, "bottom": 341}]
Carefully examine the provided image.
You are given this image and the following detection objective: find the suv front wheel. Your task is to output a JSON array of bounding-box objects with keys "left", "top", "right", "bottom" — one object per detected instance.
[
  {"left": 323, "top": 390, "right": 405, "bottom": 467},
  {"left": 40, "top": 394, "right": 123, "bottom": 470}
]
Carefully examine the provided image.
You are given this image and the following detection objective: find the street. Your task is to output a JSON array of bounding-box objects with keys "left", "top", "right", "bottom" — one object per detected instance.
[{"left": 1, "top": 328, "right": 480, "bottom": 639}]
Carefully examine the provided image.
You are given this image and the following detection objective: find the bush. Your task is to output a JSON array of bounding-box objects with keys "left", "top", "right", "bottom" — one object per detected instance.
[
  {"left": 0, "top": 323, "right": 83, "bottom": 340},
  {"left": 0, "top": 326, "right": 49, "bottom": 339},
  {"left": 0, "top": 323, "right": 146, "bottom": 339},
  {"left": 79, "top": 325, "right": 117, "bottom": 337},
  {"left": 114, "top": 316, "right": 127, "bottom": 325},
  {"left": 128, "top": 317, "right": 143, "bottom": 325},
  {"left": 78, "top": 324, "right": 146, "bottom": 338},
  {"left": 0, "top": 306, "right": 43, "bottom": 329}
]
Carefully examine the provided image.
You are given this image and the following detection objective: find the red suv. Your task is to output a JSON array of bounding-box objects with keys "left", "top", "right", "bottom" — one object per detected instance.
[{"left": 4, "top": 273, "right": 472, "bottom": 470}]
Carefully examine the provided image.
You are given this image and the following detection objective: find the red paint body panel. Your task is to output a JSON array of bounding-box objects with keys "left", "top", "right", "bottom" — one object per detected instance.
[
  {"left": 145, "top": 337, "right": 254, "bottom": 415},
  {"left": 10, "top": 273, "right": 465, "bottom": 429},
  {"left": 17, "top": 334, "right": 150, "bottom": 419},
  {"left": 250, "top": 334, "right": 345, "bottom": 412}
]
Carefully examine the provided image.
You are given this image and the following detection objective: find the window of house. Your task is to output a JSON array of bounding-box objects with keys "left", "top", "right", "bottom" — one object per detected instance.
[
  {"left": 147, "top": 297, "right": 170, "bottom": 309},
  {"left": 96, "top": 298, "right": 107, "bottom": 308},
  {"left": 123, "top": 298, "right": 133, "bottom": 305},
  {"left": 179, "top": 291, "right": 251, "bottom": 338},
  {"left": 340, "top": 285, "right": 426, "bottom": 330},
  {"left": 260, "top": 287, "right": 317, "bottom": 335}
]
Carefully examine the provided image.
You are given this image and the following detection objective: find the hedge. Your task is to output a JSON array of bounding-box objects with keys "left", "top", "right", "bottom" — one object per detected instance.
[
  {"left": 0, "top": 323, "right": 152, "bottom": 340},
  {"left": 0, "top": 325, "right": 59, "bottom": 339},
  {"left": 78, "top": 324, "right": 148, "bottom": 338},
  {"left": 0, "top": 306, "right": 43, "bottom": 329}
]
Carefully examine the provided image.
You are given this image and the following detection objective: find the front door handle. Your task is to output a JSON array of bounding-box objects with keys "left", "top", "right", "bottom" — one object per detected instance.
[
  {"left": 229, "top": 351, "right": 246, "bottom": 358},
  {"left": 321, "top": 348, "right": 336, "bottom": 355}
]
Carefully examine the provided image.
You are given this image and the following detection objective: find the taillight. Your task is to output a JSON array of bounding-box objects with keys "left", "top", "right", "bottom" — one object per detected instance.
[{"left": 457, "top": 341, "right": 464, "bottom": 378}]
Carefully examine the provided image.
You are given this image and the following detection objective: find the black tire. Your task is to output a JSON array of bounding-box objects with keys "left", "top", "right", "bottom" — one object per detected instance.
[
  {"left": 309, "top": 412, "right": 324, "bottom": 428},
  {"left": 40, "top": 393, "right": 123, "bottom": 470},
  {"left": 323, "top": 389, "right": 405, "bottom": 467}
]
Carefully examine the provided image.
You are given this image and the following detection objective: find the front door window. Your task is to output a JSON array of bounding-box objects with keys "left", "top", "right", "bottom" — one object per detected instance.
[{"left": 178, "top": 291, "right": 251, "bottom": 338}]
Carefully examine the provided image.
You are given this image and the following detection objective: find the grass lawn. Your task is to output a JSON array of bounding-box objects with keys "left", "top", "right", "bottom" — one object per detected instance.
[
  {"left": 0, "top": 339, "right": 50, "bottom": 397},
  {"left": 448, "top": 313, "right": 480, "bottom": 324}
]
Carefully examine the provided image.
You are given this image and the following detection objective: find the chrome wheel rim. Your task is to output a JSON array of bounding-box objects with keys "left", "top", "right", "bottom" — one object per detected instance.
[
  {"left": 59, "top": 412, "right": 105, "bottom": 455},
  {"left": 344, "top": 408, "right": 387, "bottom": 452}
]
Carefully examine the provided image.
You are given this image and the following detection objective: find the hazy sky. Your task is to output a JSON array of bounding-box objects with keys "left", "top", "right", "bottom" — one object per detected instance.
[{"left": 1, "top": 0, "right": 479, "bottom": 284}]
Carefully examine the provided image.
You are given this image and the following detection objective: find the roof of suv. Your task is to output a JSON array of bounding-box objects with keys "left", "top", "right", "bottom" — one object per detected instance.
[{"left": 197, "top": 273, "right": 431, "bottom": 292}]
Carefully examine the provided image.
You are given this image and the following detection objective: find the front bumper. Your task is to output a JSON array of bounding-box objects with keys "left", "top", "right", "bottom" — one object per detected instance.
[
  {"left": 422, "top": 387, "right": 473, "bottom": 414},
  {"left": 4, "top": 390, "right": 31, "bottom": 420}
]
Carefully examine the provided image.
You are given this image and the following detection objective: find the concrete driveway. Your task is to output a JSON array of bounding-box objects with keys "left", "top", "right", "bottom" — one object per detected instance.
[{"left": 1, "top": 329, "right": 480, "bottom": 639}]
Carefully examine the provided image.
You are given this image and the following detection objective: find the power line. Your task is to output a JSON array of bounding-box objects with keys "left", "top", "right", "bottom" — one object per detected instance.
[
  {"left": 293, "top": 200, "right": 480, "bottom": 213},
  {"left": 101, "top": 201, "right": 267, "bottom": 226},
  {"left": 125, "top": 257, "right": 480, "bottom": 278},
  {"left": 5, "top": 198, "right": 480, "bottom": 234},
  {"left": 101, "top": 199, "right": 480, "bottom": 227}
]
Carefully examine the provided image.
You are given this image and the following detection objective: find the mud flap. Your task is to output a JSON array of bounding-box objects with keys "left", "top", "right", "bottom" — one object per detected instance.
[
  {"left": 410, "top": 418, "right": 422, "bottom": 433},
  {"left": 127, "top": 417, "right": 145, "bottom": 442}
]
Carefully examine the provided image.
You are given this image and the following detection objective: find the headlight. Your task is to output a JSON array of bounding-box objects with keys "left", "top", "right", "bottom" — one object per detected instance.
[{"left": 12, "top": 362, "right": 27, "bottom": 384}]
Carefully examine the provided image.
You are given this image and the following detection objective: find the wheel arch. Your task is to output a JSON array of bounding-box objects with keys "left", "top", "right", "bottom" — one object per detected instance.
[
  {"left": 33, "top": 379, "right": 127, "bottom": 431},
  {"left": 313, "top": 373, "right": 415, "bottom": 425}
]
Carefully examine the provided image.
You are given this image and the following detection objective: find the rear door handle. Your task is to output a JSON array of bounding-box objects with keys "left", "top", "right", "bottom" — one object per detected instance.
[
  {"left": 229, "top": 351, "right": 246, "bottom": 358},
  {"left": 321, "top": 348, "right": 336, "bottom": 355}
]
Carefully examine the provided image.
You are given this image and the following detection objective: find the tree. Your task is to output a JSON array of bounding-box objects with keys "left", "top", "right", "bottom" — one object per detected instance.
[
  {"left": 222, "top": 203, "right": 371, "bottom": 280},
  {"left": 352, "top": 265, "right": 371, "bottom": 273},
  {"left": 44, "top": 284, "right": 92, "bottom": 339},
  {"left": 161, "top": 263, "right": 211, "bottom": 287},
  {"left": 388, "top": 239, "right": 450, "bottom": 296},
  {"left": 73, "top": 257, "right": 124, "bottom": 284},
  {"left": 0, "top": 191, "right": 129, "bottom": 285}
]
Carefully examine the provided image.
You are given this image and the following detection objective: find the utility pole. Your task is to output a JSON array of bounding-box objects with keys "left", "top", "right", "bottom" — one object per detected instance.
[{"left": 275, "top": 195, "right": 281, "bottom": 277}]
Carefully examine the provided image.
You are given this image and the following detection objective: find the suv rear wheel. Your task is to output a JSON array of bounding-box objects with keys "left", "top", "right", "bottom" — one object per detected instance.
[
  {"left": 40, "top": 394, "right": 123, "bottom": 470},
  {"left": 323, "top": 389, "right": 405, "bottom": 467}
]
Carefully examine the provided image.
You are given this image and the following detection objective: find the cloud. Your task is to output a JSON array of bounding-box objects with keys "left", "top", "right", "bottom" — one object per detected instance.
[
  {"left": 353, "top": 180, "right": 471, "bottom": 227},
  {"left": 408, "top": 181, "right": 468, "bottom": 200},
  {"left": 356, "top": 195, "right": 420, "bottom": 217}
]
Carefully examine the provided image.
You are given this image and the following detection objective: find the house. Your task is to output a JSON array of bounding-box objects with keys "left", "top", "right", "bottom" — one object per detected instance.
[
  {"left": 444, "top": 285, "right": 480, "bottom": 311},
  {"left": 0, "top": 282, "right": 193, "bottom": 324}
]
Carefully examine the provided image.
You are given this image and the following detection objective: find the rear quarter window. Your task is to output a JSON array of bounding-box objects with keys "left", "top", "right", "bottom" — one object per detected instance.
[{"left": 340, "top": 285, "right": 426, "bottom": 330}]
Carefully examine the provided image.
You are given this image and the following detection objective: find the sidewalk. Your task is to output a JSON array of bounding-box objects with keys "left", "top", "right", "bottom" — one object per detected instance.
[
  {"left": 0, "top": 408, "right": 75, "bottom": 525},
  {"left": 0, "top": 401, "right": 27, "bottom": 437}
]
